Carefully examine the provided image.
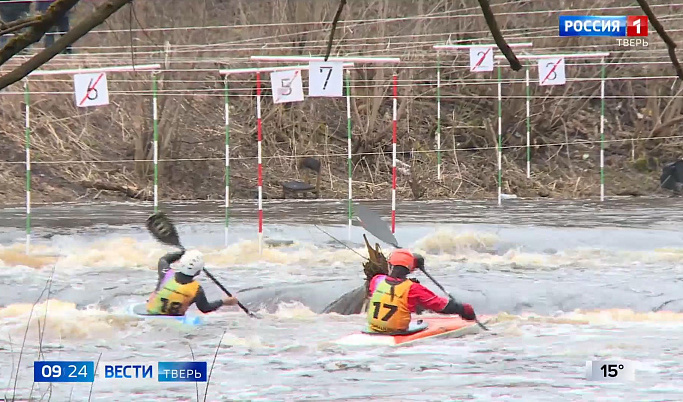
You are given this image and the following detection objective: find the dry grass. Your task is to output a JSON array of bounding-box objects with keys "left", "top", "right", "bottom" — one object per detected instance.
[{"left": 0, "top": 0, "right": 680, "bottom": 205}]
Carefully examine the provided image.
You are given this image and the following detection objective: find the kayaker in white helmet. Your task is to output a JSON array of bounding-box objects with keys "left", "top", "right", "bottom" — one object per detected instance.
[
  {"left": 366, "top": 249, "right": 477, "bottom": 334},
  {"left": 146, "top": 248, "right": 238, "bottom": 315}
]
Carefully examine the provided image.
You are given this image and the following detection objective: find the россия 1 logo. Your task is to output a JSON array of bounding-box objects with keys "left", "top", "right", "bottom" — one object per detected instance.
[{"left": 559, "top": 16, "right": 648, "bottom": 47}]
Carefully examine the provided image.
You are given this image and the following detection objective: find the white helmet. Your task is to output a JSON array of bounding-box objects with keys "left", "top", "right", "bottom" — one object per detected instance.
[{"left": 176, "top": 249, "right": 205, "bottom": 277}]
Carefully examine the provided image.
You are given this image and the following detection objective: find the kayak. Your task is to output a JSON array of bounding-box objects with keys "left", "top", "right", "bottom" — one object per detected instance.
[
  {"left": 334, "top": 316, "right": 490, "bottom": 347},
  {"left": 123, "top": 303, "right": 204, "bottom": 326}
]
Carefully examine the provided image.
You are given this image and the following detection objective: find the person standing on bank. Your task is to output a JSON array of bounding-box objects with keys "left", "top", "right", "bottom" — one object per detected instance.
[
  {"left": 35, "top": 0, "right": 72, "bottom": 54},
  {"left": 0, "top": 0, "right": 31, "bottom": 48}
]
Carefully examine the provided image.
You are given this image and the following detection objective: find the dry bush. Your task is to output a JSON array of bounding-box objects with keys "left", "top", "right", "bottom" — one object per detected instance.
[{"left": 0, "top": 0, "right": 681, "bottom": 204}]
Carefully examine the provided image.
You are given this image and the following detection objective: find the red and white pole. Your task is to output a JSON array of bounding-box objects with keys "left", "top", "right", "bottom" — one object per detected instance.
[
  {"left": 256, "top": 72, "right": 263, "bottom": 254},
  {"left": 391, "top": 73, "right": 397, "bottom": 234}
]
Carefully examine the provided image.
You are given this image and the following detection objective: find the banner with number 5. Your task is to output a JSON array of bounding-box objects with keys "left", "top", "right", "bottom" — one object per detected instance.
[
  {"left": 270, "top": 70, "right": 304, "bottom": 104},
  {"left": 308, "top": 61, "right": 344, "bottom": 97},
  {"left": 538, "top": 57, "right": 566, "bottom": 86}
]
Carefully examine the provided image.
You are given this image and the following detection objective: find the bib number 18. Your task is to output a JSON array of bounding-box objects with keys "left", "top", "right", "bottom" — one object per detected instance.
[{"left": 160, "top": 298, "right": 182, "bottom": 315}]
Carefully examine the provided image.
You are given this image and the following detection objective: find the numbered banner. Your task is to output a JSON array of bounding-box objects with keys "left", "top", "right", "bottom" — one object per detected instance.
[
  {"left": 538, "top": 57, "right": 566, "bottom": 86},
  {"left": 270, "top": 70, "right": 304, "bottom": 104},
  {"left": 469, "top": 46, "right": 494, "bottom": 72},
  {"left": 308, "top": 61, "right": 344, "bottom": 97},
  {"left": 74, "top": 72, "right": 109, "bottom": 108}
]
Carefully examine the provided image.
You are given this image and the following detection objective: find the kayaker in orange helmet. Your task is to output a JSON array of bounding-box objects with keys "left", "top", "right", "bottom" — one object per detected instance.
[
  {"left": 366, "top": 249, "right": 477, "bottom": 334},
  {"left": 146, "top": 249, "right": 239, "bottom": 316}
]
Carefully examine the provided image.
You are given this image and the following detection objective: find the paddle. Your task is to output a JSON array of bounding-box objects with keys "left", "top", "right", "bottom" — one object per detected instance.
[
  {"left": 145, "top": 211, "right": 260, "bottom": 319},
  {"left": 354, "top": 204, "right": 489, "bottom": 331}
]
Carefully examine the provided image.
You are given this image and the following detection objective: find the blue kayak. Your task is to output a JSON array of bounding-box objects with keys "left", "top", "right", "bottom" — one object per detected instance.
[{"left": 124, "top": 303, "right": 204, "bottom": 326}]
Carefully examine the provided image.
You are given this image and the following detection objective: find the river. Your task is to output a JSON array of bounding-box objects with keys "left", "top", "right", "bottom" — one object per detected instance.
[{"left": 1, "top": 198, "right": 682, "bottom": 401}]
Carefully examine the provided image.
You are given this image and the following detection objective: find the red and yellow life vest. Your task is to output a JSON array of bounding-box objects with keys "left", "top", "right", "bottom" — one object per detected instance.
[
  {"left": 366, "top": 278, "right": 412, "bottom": 333},
  {"left": 146, "top": 276, "right": 200, "bottom": 316}
]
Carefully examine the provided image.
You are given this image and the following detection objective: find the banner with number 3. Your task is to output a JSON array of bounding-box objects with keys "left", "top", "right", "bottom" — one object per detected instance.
[
  {"left": 270, "top": 70, "right": 305, "bottom": 104},
  {"left": 308, "top": 61, "right": 344, "bottom": 97},
  {"left": 538, "top": 57, "right": 566, "bottom": 86}
]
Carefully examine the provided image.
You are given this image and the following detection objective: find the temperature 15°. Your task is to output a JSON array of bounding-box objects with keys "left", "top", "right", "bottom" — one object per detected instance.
[{"left": 601, "top": 364, "right": 624, "bottom": 377}]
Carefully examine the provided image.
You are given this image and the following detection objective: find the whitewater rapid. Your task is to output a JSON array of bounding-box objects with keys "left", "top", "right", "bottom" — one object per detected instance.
[{"left": 1, "top": 199, "right": 682, "bottom": 400}]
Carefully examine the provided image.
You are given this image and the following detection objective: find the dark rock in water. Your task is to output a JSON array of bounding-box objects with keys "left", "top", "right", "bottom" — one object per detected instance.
[
  {"left": 322, "top": 285, "right": 366, "bottom": 315},
  {"left": 265, "top": 239, "right": 295, "bottom": 247},
  {"left": 325, "top": 240, "right": 363, "bottom": 249},
  {"left": 660, "top": 160, "right": 683, "bottom": 193}
]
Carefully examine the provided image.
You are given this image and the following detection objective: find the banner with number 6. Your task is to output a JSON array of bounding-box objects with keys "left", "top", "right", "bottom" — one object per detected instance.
[
  {"left": 308, "top": 61, "right": 344, "bottom": 97},
  {"left": 73, "top": 72, "right": 110, "bottom": 108},
  {"left": 270, "top": 69, "right": 304, "bottom": 104},
  {"left": 538, "top": 57, "right": 566, "bottom": 86}
]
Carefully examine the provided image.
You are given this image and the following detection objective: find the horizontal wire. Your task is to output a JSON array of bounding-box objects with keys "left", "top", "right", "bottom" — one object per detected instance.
[
  {"left": 2, "top": 73, "right": 680, "bottom": 97},
  {"left": 72, "top": 2, "right": 683, "bottom": 36},
  {"left": 2, "top": 134, "right": 681, "bottom": 166},
  {"left": 0, "top": 5, "right": 679, "bottom": 61}
]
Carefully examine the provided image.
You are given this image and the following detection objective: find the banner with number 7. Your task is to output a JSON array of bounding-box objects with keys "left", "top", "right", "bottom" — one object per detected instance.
[{"left": 308, "top": 61, "right": 344, "bottom": 97}]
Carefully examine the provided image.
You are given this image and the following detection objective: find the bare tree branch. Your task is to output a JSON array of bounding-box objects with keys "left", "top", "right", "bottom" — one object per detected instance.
[
  {"left": 0, "top": 15, "right": 42, "bottom": 37},
  {"left": 324, "top": 0, "right": 347, "bottom": 61},
  {"left": 477, "top": 0, "right": 521, "bottom": 71},
  {"left": 0, "top": 0, "right": 80, "bottom": 66},
  {"left": 636, "top": 0, "right": 683, "bottom": 80},
  {"left": 0, "top": 0, "right": 135, "bottom": 91}
]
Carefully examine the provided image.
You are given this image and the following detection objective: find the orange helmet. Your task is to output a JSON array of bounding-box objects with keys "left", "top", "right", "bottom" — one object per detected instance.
[{"left": 388, "top": 249, "right": 419, "bottom": 272}]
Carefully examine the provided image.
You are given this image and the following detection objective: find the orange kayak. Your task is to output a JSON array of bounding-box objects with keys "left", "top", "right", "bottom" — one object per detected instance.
[{"left": 334, "top": 315, "right": 490, "bottom": 347}]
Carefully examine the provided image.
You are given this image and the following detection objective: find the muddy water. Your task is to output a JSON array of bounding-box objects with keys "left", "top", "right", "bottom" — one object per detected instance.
[{"left": 1, "top": 198, "right": 683, "bottom": 401}]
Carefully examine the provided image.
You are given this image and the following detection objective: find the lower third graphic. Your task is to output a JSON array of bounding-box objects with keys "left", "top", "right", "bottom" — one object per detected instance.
[{"left": 96, "top": 361, "right": 207, "bottom": 382}]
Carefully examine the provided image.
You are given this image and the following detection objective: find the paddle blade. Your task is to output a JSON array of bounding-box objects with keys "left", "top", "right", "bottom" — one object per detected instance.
[
  {"left": 146, "top": 212, "right": 182, "bottom": 248},
  {"left": 354, "top": 204, "right": 399, "bottom": 248}
]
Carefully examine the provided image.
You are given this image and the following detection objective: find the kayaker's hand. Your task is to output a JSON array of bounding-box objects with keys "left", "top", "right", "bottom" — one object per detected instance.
[
  {"left": 459, "top": 303, "right": 477, "bottom": 321},
  {"left": 222, "top": 296, "right": 238, "bottom": 306}
]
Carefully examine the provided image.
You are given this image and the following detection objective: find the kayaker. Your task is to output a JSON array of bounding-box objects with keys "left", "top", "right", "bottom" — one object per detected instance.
[
  {"left": 366, "top": 249, "right": 477, "bottom": 334},
  {"left": 146, "top": 248, "right": 238, "bottom": 315}
]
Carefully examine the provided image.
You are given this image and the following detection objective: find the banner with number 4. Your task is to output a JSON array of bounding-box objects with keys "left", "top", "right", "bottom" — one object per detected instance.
[
  {"left": 74, "top": 72, "right": 110, "bottom": 108},
  {"left": 538, "top": 57, "right": 566, "bottom": 86},
  {"left": 308, "top": 61, "right": 344, "bottom": 97},
  {"left": 270, "top": 70, "right": 304, "bottom": 104}
]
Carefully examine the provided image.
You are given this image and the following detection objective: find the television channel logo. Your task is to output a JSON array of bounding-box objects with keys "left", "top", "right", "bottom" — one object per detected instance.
[{"left": 559, "top": 16, "right": 648, "bottom": 47}]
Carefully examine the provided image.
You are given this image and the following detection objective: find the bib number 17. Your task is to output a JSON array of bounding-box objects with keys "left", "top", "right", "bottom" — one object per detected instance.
[{"left": 371, "top": 302, "right": 398, "bottom": 321}]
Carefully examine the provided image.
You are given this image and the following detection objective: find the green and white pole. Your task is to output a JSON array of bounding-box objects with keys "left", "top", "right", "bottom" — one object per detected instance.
[
  {"left": 152, "top": 73, "right": 159, "bottom": 212},
  {"left": 600, "top": 57, "right": 606, "bottom": 201},
  {"left": 432, "top": 43, "right": 533, "bottom": 205},
  {"left": 525, "top": 64, "right": 531, "bottom": 179},
  {"left": 497, "top": 64, "right": 502, "bottom": 206},
  {"left": 24, "top": 80, "right": 31, "bottom": 254},
  {"left": 22, "top": 64, "right": 161, "bottom": 246},
  {"left": 345, "top": 70, "right": 353, "bottom": 241},
  {"left": 224, "top": 76, "right": 231, "bottom": 246},
  {"left": 495, "top": 52, "right": 610, "bottom": 199},
  {"left": 436, "top": 53, "right": 442, "bottom": 181}
]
